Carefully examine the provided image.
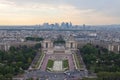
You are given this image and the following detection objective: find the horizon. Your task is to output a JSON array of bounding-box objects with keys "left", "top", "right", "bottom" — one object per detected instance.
[
  {"left": 0, "top": 22, "right": 120, "bottom": 26},
  {"left": 0, "top": 0, "right": 120, "bottom": 25}
]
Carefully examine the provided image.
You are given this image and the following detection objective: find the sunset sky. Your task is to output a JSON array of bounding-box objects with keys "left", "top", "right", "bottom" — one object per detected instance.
[{"left": 0, "top": 0, "right": 120, "bottom": 25}]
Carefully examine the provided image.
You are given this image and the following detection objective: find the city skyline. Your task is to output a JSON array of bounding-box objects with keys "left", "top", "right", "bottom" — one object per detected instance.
[{"left": 0, "top": 0, "right": 120, "bottom": 25}]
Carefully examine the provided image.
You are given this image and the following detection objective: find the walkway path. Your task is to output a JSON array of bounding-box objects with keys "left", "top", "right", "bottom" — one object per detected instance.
[
  {"left": 68, "top": 54, "right": 75, "bottom": 71},
  {"left": 40, "top": 55, "right": 49, "bottom": 71}
]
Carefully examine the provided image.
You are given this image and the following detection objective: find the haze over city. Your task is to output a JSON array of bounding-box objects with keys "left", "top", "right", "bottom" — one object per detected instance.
[{"left": 0, "top": 0, "right": 120, "bottom": 25}]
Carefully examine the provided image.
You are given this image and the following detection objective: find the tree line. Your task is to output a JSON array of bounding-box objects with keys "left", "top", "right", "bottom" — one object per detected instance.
[
  {"left": 25, "top": 37, "right": 44, "bottom": 41},
  {"left": 0, "top": 43, "right": 41, "bottom": 79},
  {"left": 80, "top": 44, "right": 120, "bottom": 80}
]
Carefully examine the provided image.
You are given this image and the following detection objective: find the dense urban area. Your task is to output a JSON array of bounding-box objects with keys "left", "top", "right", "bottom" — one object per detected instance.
[{"left": 0, "top": 23, "right": 120, "bottom": 80}]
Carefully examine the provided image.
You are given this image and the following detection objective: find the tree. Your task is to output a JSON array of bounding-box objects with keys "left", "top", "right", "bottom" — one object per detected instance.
[
  {"left": 28, "top": 57, "right": 32, "bottom": 64},
  {"left": 34, "top": 43, "right": 41, "bottom": 49},
  {"left": 80, "top": 44, "right": 120, "bottom": 73},
  {"left": 0, "top": 45, "right": 39, "bottom": 77},
  {"left": 0, "top": 75, "right": 5, "bottom": 80}
]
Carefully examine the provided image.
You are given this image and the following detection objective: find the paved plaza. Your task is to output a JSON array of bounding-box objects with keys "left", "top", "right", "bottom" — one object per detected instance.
[
  {"left": 40, "top": 54, "right": 75, "bottom": 71},
  {"left": 53, "top": 61, "right": 63, "bottom": 71}
]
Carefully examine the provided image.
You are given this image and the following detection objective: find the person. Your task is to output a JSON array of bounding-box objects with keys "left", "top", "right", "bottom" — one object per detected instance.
[{"left": 54, "top": 75, "right": 56, "bottom": 77}]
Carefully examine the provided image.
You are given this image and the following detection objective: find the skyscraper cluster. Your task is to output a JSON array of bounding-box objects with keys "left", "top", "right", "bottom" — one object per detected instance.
[{"left": 42, "top": 22, "right": 73, "bottom": 29}]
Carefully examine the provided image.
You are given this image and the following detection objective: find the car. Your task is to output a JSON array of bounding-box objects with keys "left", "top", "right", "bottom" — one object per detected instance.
[{"left": 64, "top": 72, "right": 71, "bottom": 75}]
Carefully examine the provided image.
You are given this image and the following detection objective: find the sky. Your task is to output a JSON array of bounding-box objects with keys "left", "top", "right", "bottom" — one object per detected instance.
[{"left": 0, "top": 0, "right": 120, "bottom": 25}]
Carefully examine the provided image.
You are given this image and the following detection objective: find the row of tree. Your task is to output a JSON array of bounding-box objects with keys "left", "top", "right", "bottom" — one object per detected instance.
[
  {"left": 53, "top": 35, "right": 65, "bottom": 44},
  {"left": 25, "top": 37, "right": 44, "bottom": 41}
]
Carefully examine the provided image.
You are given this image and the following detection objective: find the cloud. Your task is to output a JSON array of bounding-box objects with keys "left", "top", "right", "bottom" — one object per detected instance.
[{"left": 0, "top": 0, "right": 120, "bottom": 25}]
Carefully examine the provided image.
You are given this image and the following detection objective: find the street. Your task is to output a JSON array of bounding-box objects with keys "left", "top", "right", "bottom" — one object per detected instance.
[{"left": 24, "top": 70, "right": 86, "bottom": 80}]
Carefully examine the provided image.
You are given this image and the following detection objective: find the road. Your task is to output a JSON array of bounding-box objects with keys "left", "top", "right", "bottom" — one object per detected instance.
[{"left": 24, "top": 70, "right": 86, "bottom": 80}]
